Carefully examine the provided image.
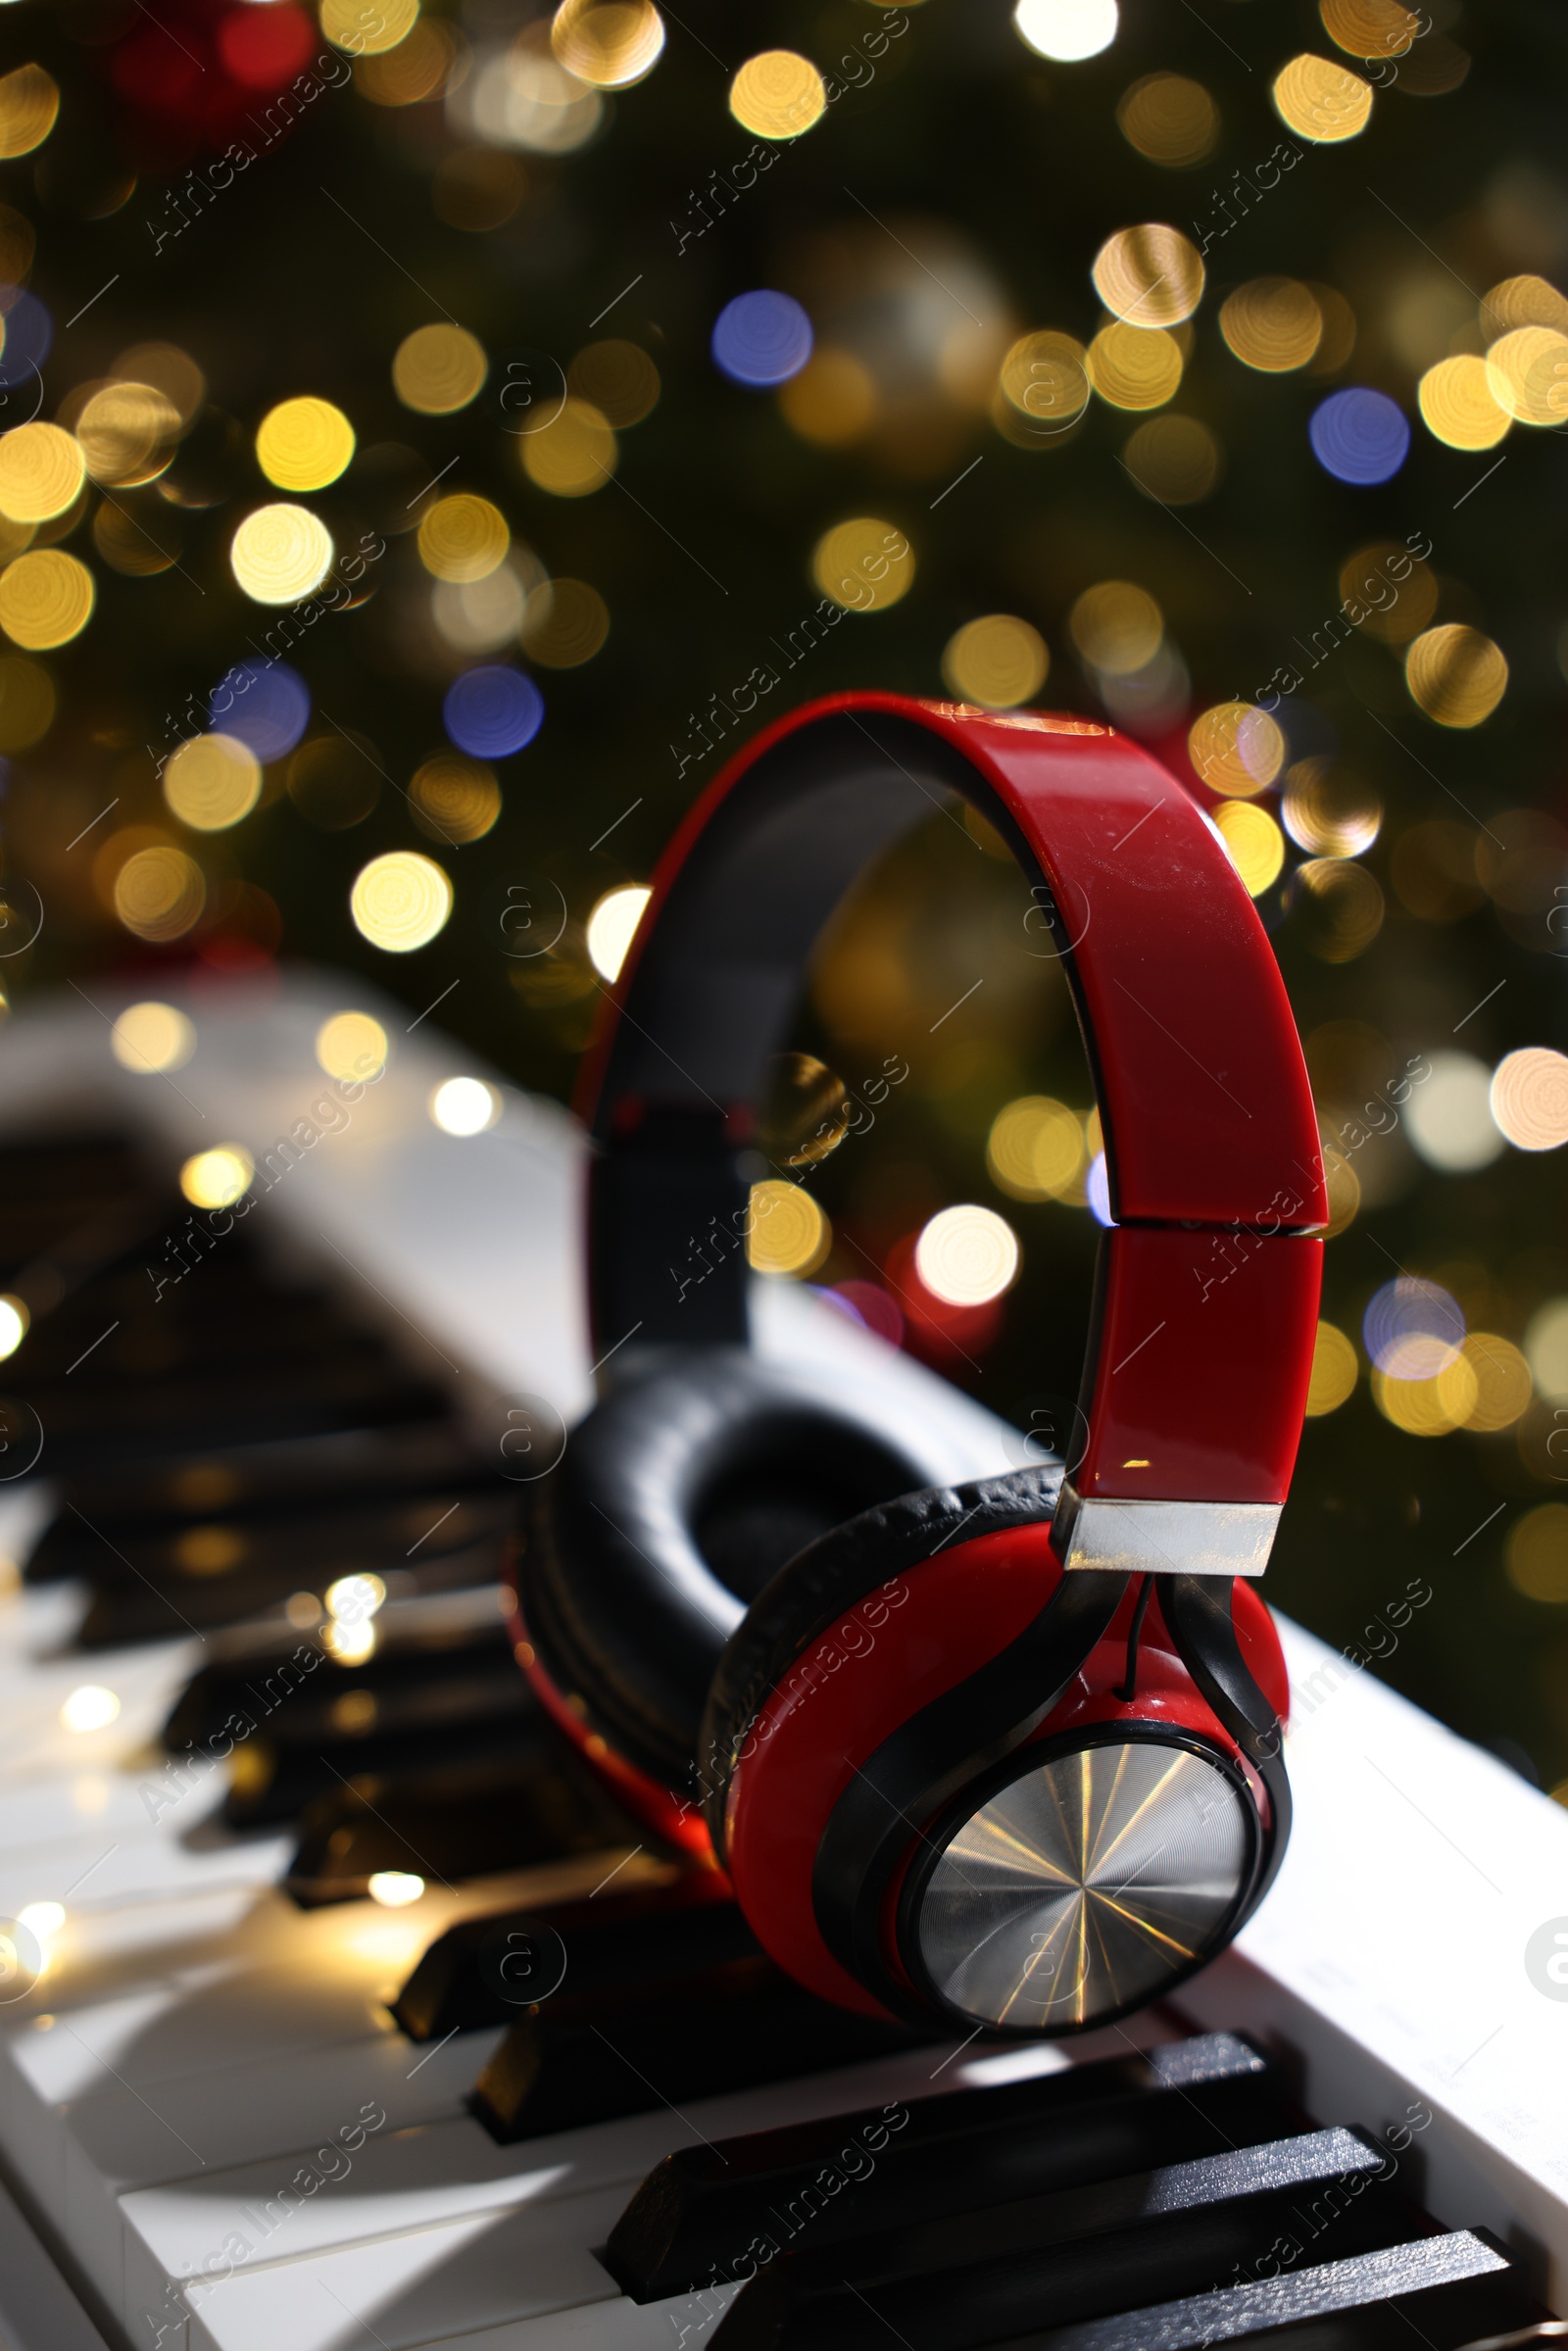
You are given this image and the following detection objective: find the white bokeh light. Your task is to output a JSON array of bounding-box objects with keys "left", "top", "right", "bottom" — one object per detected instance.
[
  {"left": 586, "top": 884, "right": 652, "bottom": 981},
  {"left": 1013, "top": 0, "right": 1117, "bottom": 62},
  {"left": 1403, "top": 1052, "right": 1504, "bottom": 1172}
]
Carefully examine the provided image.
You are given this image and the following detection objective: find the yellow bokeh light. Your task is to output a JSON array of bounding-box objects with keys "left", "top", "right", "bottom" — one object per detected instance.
[
  {"left": 1506, "top": 1505, "right": 1568, "bottom": 1602},
  {"left": 780, "top": 349, "right": 878, "bottom": 447},
  {"left": 0, "top": 423, "right": 84, "bottom": 523},
  {"left": 1404, "top": 624, "right": 1507, "bottom": 728},
  {"left": 567, "top": 340, "right": 661, "bottom": 427},
  {"left": 328, "top": 1571, "right": 386, "bottom": 1623},
  {"left": 1213, "top": 801, "right": 1286, "bottom": 897},
  {"left": 519, "top": 578, "right": 611, "bottom": 667},
  {"left": 1449, "top": 1334, "right": 1531, "bottom": 1433},
  {"left": 1484, "top": 326, "right": 1568, "bottom": 429},
  {"left": 942, "top": 614, "right": 1049, "bottom": 709},
  {"left": 1482, "top": 275, "right": 1568, "bottom": 339},
  {"left": 1281, "top": 760, "right": 1381, "bottom": 857},
  {"left": 1069, "top": 579, "right": 1162, "bottom": 675},
  {"left": 1338, "top": 540, "right": 1436, "bottom": 644},
  {"left": 811, "top": 517, "right": 914, "bottom": 613},
  {"left": 1491, "top": 1048, "right": 1568, "bottom": 1152},
  {"left": 1303, "top": 1321, "right": 1357, "bottom": 1416},
  {"left": 368, "top": 1870, "right": 426, "bottom": 1906},
  {"left": 393, "top": 324, "right": 488, "bottom": 416},
  {"left": 1272, "top": 53, "right": 1373, "bottom": 143},
  {"left": 410, "top": 752, "right": 502, "bottom": 844},
  {"left": 111, "top": 1001, "right": 195, "bottom": 1074},
  {"left": 1219, "top": 278, "right": 1322, "bottom": 373},
  {"left": 75, "top": 383, "right": 180, "bottom": 487},
  {"left": 316, "top": 1010, "right": 388, "bottom": 1083},
  {"left": 322, "top": 0, "right": 419, "bottom": 54},
  {"left": 0, "top": 1294, "right": 26, "bottom": 1361},
  {"left": 1092, "top": 224, "right": 1205, "bottom": 328},
  {"left": 520, "top": 399, "right": 616, "bottom": 497},
  {"left": 325, "top": 1617, "right": 376, "bottom": 1665},
  {"left": 17, "top": 1900, "right": 63, "bottom": 1941},
  {"left": 1187, "top": 701, "right": 1286, "bottom": 797},
  {"left": 747, "top": 1180, "right": 830, "bottom": 1277},
  {"left": 0, "top": 656, "right": 53, "bottom": 751},
  {"left": 987, "top": 1097, "right": 1085, "bottom": 1202},
  {"left": 350, "top": 852, "right": 453, "bottom": 953},
  {"left": 60, "top": 1685, "right": 119, "bottom": 1734},
  {"left": 360, "top": 18, "right": 458, "bottom": 105},
  {"left": 1417, "top": 356, "right": 1510, "bottom": 452},
  {"left": 1319, "top": 0, "right": 1420, "bottom": 58},
  {"left": 551, "top": 0, "right": 664, "bottom": 87},
  {"left": 0, "top": 65, "right": 59, "bottom": 160},
  {"left": 417, "top": 493, "right": 510, "bottom": 583},
  {"left": 1122, "top": 415, "right": 1221, "bottom": 505},
  {"left": 1115, "top": 73, "right": 1218, "bottom": 168},
  {"left": 430, "top": 1077, "right": 501, "bottom": 1136},
  {"left": 113, "top": 341, "right": 206, "bottom": 426},
  {"left": 0, "top": 550, "right": 94, "bottom": 650},
  {"left": 586, "top": 883, "right": 650, "bottom": 980},
  {"left": 728, "top": 50, "right": 826, "bottom": 141},
  {"left": 999, "top": 331, "right": 1091, "bottom": 432},
  {"left": 1085, "top": 322, "right": 1183, "bottom": 411},
  {"left": 113, "top": 845, "right": 205, "bottom": 941},
  {"left": 163, "top": 734, "right": 263, "bottom": 833},
  {"left": 255, "top": 398, "right": 356, "bottom": 493},
  {"left": 1372, "top": 1366, "right": 1470, "bottom": 1438},
  {"left": 230, "top": 505, "right": 334, "bottom": 605},
  {"left": 916, "top": 1204, "right": 1020, "bottom": 1307},
  {"left": 1294, "top": 857, "right": 1385, "bottom": 962},
  {"left": 179, "top": 1146, "right": 255, "bottom": 1210}
]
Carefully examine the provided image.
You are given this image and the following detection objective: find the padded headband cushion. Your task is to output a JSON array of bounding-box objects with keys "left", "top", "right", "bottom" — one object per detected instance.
[
  {"left": 517, "top": 1347, "right": 963, "bottom": 1788},
  {"left": 699, "top": 1461, "right": 1062, "bottom": 1858}
]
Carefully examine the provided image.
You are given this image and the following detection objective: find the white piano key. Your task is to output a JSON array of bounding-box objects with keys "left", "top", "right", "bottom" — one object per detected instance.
[
  {"left": 180, "top": 2181, "right": 630, "bottom": 2351},
  {"left": 58, "top": 2019, "right": 506, "bottom": 2315},
  {"left": 0, "top": 2174, "right": 116, "bottom": 2351}
]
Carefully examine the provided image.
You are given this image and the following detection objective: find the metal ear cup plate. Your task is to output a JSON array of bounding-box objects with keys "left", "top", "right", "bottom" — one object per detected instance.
[{"left": 904, "top": 1729, "right": 1259, "bottom": 2033}]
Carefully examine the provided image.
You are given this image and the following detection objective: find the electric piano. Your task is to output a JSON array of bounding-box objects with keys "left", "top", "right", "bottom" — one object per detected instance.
[{"left": 0, "top": 972, "right": 1562, "bottom": 2351}]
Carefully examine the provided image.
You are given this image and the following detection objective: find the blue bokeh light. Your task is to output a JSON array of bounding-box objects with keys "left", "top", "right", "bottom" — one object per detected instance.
[
  {"left": 1309, "top": 388, "right": 1410, "bottom": 486},
  {"left": 209, "top": 661, "right": 312, "bottom": 764},
  {"left": 444, "top": 665, "right": 544, "bottom": 759},
  {"left": 0, "top": 289, "right": 51, "bottom": 391},
  {"left": 710, "top": 290, "right": 813, "bottom": 389},
  {"left": 1362, "top": 1276, "right": 1464, "bottom": 1382}
]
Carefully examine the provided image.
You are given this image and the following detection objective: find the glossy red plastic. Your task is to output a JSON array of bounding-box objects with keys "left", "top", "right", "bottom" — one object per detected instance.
[
  {"left": 722, "top": 1521, "right": 1288, "bottom": 2019},
  {"left": 1076, "top": 1228, "right": 1325, "bottom": 1504},
  {"left": 575, "top": 694, "right": 1329, "bottom": 1233}
]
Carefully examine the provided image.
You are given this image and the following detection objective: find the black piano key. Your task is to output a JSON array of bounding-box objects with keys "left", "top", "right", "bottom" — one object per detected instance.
[
  {"left": 163, "top": 1586, "right": 520, "bottom": 1748},
  {"left": 469, "top": 1958, "right": 933, "bottom": 2144},
  {"left": 30, "top": 1419, "right": 491, "bottom": 1573},
  {"left": 222, "top": 1706, "right": 548, "bottom": 1826},
  {"left": 35, "top": 1350, "right": 449, "bottom": 1475},
  {"left": 709, "top": 2130, "right": 1425, "bottom": 2350},
  {"left": 396, "top": 1876, "right": 757, "bottom": 2040},
  {"left": 988, "top": 2233, "right": 1547, "bottom": 2351},
  {"left": 285, "top": 1742, "right": 642, "bottom": 1904},
  {"left": 607, "top": 2034, "right": 1295, "bottom": 2303},
  {"left": 77, "top": 1505, "right": 510, "bottom": 1643}
]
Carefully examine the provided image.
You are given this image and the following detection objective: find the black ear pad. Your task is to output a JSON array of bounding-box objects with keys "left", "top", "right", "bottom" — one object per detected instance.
[
  {"left": 699, "top": 1461, "right": 1063, "bottom": 1859},
  {"left": 517, "top": 1347, "right": 963, "bottom": 1789}
]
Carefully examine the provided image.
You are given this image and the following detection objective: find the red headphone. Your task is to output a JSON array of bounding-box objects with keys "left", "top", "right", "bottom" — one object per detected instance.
[{"left": 509, "top": 693, "right": 1327, "bottom": 2038}]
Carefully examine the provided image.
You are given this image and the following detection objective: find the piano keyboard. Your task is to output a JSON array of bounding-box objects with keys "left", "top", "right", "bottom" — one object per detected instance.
[{"left": 0, "top": 971, "right": 1561, "bottom": 2351}]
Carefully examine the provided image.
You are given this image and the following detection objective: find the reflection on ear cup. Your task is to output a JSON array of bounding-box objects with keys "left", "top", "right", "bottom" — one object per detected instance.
[
  {"left": 517, "top": 1347, "right": 958, "bottom": 1788},
  {"left": 700, "top": 1464, "right": 1063, "bottom": 1857}
]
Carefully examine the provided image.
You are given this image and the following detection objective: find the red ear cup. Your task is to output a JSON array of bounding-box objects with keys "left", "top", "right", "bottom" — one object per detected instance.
[{"left": 714, "top": 1519, "right": 1288, "bottom": 2033}]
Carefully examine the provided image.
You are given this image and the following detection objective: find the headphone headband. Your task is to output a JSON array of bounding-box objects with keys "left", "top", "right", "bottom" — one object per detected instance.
[{"left": 579, "top": 693, "right": 1326, "bottom": 1582}]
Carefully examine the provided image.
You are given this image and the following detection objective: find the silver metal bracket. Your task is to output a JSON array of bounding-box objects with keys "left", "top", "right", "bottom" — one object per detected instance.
[{"left": 1053, "top": 1481, "right": 1281, "bottom": 1578}]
